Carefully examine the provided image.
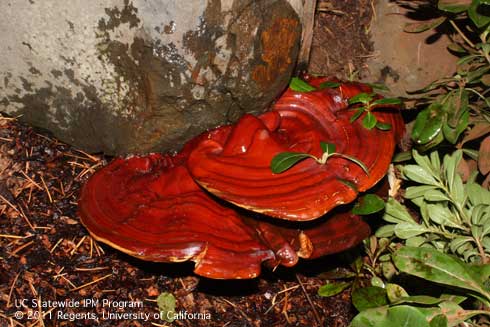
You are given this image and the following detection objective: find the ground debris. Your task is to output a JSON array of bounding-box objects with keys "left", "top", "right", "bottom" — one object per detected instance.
[{"left": 0, "top": 111, "right": 357, "bottom": 327}]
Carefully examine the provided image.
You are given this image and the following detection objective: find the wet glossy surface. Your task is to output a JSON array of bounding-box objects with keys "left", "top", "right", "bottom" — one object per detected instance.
[{"left": 188, "top": 78, "right": 404, "bottom": 220}]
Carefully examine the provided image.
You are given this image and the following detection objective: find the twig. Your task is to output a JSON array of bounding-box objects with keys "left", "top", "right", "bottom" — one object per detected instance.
[
  {"left": 0, "top": 313, "right": 25, "bottom": 326},
  {"left": 74, "top": 266, "right": 110, "bottom": 272},
  {"left": 221, "top": 298, "right": 253, "bottom": 326},
  {"left": 60, "top": 275, "right": 77, "bottom": 289},
  {"left": 7, "top": 271, "right": 22, "bottom": 308},
  {"left": 70, "top": 236, "right": 86, "bottom": 256},
  {"left": 18, "top": 171, "right": 42, "bottom": 190},
  {"left": 0, "top": 194, "right": 19, "bottom": 213},
  {"left": 264, "top": 284, "right": 300, "bottom": 315},
  {"left": 296, "top": 274, "right": 321, "bottom": 327},
  {"left": 74, "top": 149, "right": 101, "bottom": 163},
  {"left": 39, "top": 174, "right": 53, "bottom": 203},
  {"left": 0, "top": 234, "right": 32, "bottom": 239},
  {"left": 10, "top": 240, "right": 34, "bottom": 256},
  {"left": 17, "top": 206, "right": 35, "bottom": 231},
  {"left": 49, "top": 238, "right": 63, "bottom": 253},
  {"left": 450, "top": 20, "right": 476, "bottom": 49},
  {"left": 70, "top": 273, "right": 112, "bottom": 292}
]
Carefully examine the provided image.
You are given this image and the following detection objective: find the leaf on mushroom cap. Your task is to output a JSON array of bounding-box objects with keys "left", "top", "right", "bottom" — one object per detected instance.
[{"left": 188, "top": 77, "right": 404, "bottom": 221}]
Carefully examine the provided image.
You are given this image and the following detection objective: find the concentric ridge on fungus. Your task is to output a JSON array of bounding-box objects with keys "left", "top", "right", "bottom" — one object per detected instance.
[
  {"left": 78, "top": 77, "right": 403, "bottom": 279},
  {"left": 188, "top": 77, "right": 404, "bottom": 221}
]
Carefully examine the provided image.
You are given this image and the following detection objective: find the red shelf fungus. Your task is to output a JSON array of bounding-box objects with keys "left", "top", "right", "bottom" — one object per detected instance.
[
  {"left": 78, "top": 152, "right": 275, "bottom": 279},
  {"left": 78, "top": 77, "right": 400, "bottom": 279},
  {"left": 188, "top": 77, "right": 404, "bottom": 220},
  {"left": 79, "top": 150, "right": 370, "bottom": 279}
]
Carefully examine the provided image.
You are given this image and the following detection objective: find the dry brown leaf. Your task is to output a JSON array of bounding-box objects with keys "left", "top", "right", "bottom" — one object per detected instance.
[
  {"left": 461, "top": 123, "right": 490, "bottom": 146},
  {"left": 478, "top": 135, "right": 490, "bottom": 175}
]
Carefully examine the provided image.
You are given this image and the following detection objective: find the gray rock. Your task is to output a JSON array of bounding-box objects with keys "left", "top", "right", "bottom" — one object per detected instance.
[{"left": 0, "top": 0, "right": 301, "bottom": 154}]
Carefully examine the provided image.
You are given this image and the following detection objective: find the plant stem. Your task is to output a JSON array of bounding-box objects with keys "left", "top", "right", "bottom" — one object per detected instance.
[
  {"left": 474, "top": 237, "right": 489, "bottom": 264},
  {"left": 480, "top": 31, "right": 490, "bottom": 66},
  {"left": 450, "top": 20, "right": 476, "bottom": 49}
]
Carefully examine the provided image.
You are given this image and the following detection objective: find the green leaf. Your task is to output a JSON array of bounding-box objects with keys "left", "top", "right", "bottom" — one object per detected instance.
[
  {"left": 430, "top": 151, "right": 441, "bottom": 171},
  {"left": 413, "top": 150, "right": 437, "bottom": 176},
  {"left": 393, "top": 246, "right": 490, "bottom": 303},
  {"left": 424, "top": 189, "right": 450, "bottom": 202},
  {"left": 382, "top": 305, "right": 431, "bottom": 327},
  {"left": 352, "top": 194, "right": 385, "bottom": 215},
  {"left": 337, "top": 178, "right": 359, "bottom": 192},
  {"left": 392, "top": 295, "right": 444, "bottom": 306},
  {"left": 436, "top": 301, "right": 489, "bottom": 325},
  {"left": 318, "top": 281, "right": 352, "bottom": 297},
  {"left": 395, "top": 223, "right": 430, "bottom": 239},
  {"left": 404, "top": 17, "right": 447, "bottom": 33},
  {"left": 449, "top": 236, "right": 474, "bottom": 253},
  {"left": 438, "top": 0, "right": 471, "bottom": 13},
  {"left": 362, "top": 112, "right": 378, "bottom": 130},
  {"left": 270, "top": 152, "right": 312, "bottom": 174},
  {"left": 392, "top": 151, "right": 413, "bottom": 162},
  {"left": 371, "top": 276, "right": 385, "bottom": 288},
  {"left": 376, "top": 121, "right": 392, "bottom": 131},
  {"left": 403, "top": 165, "right": 439, "bottom": 185},
  {"left": 442, "top": 108, "right": 469, "bottom": 144},
  {"left": 383, "top": 198, "right": 414, "bottom": 224},
  {"left": 350, "top": 306, "right": 440, "bottom": 327},
  {"left": 157, "top": 292, "right": 176, "bottom": 323},
  {"left": 439, "top": 294, "right": 467, "bottom": 304},
  {"left": 319, "top": 81, "right": 341, "bottom": 89},
  {"left": 348, "top": 92, "right": 374, "bottom": 105},
  {"left": 350, "top": 107, "right": 366, "bottom": 123},
  {"left": 456, "top": 54, "right": 481, "bottom": 66},
  {"left": 468, "top": 0, "right": 490, "bottom": 28},
  {"left": 385, "top": 283, "right": 409, "bottom": 303},
  {"left": 352, "top": 286, "right": 388, "bottom": 312},
  {"left": 412, "top": 103, "right": 445, "bottom": 145},
  {"left": 444, "top": 150, "right": 462, "bottom": 193},
  {"left": 406, "top": 236, "right": 427, "bottom": 247},
  {"left": 350, "top": 306, "right": 389, "bottom": 327},
  {"left": 405, "top": 185, "right": 439, "bottom": 199},
  {"left": 320, "top": 141, "right": 336, "bottom": 154},
  {"left": 467, "top": 182, "right": 490, "bottom": 205},
  {"left": 468, "top": 263, "right": 490, "bottom": 284},
  {"left": 372, "top": 98, "right": 403, "bottom": 106},
  {"left": 466, "top": 65, "right": 490, "bottom": 84},
  {"left": 451, "top": 173, "right": 466, "bottom": 207},
  {"left": 462, "top": 148, "right": 479, "bottom": 161},
  {"left": 289, "top": 77, "right": 317, "bottom": 92},
  {"left": 447, "top": 42, "right": 468, "bottom": 54},
  {"left": 337, "top": 154, "right": 370, "bottom": 175},
  {"left": 427, "top": 204, "right": 462, "bottom": 228},
  {"left": 429, "top": 314, "right": 448, "bottom": 327},
  {"left": 418, "top": 130, "right": 445, "bottom": 152},
  {"left": 366, "top": 83, "right": 390, "bottom": 92},
  {"left": 472, "top": 204, "right": 490, "bottom": 225},
  {"left": 375, "top": 224, "right": 395, "bottom": 238}
]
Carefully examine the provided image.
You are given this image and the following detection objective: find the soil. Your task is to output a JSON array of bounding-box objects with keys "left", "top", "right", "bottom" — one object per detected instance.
[
  {"left": 0, "top": 1, "right": 375, "bottom": 326},
  {"left": 308, "top": 0, "right": 374, "bottom": 79}
]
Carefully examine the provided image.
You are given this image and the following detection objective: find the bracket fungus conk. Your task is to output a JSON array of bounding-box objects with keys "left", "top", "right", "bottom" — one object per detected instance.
[{"left": 78, "top": 77, "right": 404, "bottom": 279}]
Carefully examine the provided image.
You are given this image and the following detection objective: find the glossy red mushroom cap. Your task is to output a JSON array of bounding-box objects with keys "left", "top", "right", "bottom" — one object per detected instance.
[{"left": 188, "top": 78, "right": 404, "bottom": 221}]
